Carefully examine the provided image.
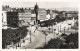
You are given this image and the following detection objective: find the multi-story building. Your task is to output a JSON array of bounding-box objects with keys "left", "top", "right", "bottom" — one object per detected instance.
[
  {"left": 18, "top": 9, "right": 31, "bottom": 27},
  {"left": 38, "top": 8, "right": 47, "bottom": 21},
  {"left": 31, "top": 14, "right": 36, "bottom": 25},
  {"left": 2, "top": 5, "right": 11, "bottom": 12},
  {"left": 46, "top": 9, "right": 50, "bottom": 14},
  {"left": 50, "top": 10, "right": 53, "bottom": 19},
  {"left": 46, "top": 10, "right": 58, "bottom": 19},
  {"left": 66, "top": 11, "right": 78, "bottom": 18},
  {"left": 52, "top": 11, "right": 58, "bottom": 19},
  {"left": 46, "top": 14, "right": 50, "bottom": 20},
  {"left": 10, "top": 8, "right": 17, "bottom": 12},
  {"left": 58, "top": 11, "right": 66, "bottom": 18},
  {"left": 2, "top": 11, "right": 7, "bottom": 26},
  {"left": 7, "top": 12, "right": 19, "bottom": 27}
]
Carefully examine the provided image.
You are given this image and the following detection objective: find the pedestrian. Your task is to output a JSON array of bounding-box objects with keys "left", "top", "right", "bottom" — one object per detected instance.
[
  {"left": 16, "top": 45, "right": 17, "bottom": 49},
  {"left": 68, "top": 27, "right": 69, "bottom": 31},
  {"left": 23, "top": 39, "right": 25, "bottom": 43},
  {"left": 42, "top": 30, "right": 43, "bottom": 32},
  {"left": 34, "top": 30, "right": 35, "bottom": 33},
  {"left": 18, "top": 43, "right": 19, "bottom": 47},
  {"left": 36, "top": 27, "right": 37, "bottom": 30},
  {"left": 71, "top": 32, "right": 72, "bottom": 34},
  {"left": 75, "top": 28, "right": 76, "bottom": 31}
]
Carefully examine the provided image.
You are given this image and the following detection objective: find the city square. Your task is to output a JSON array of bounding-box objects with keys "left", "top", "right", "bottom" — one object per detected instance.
[{"left": 2, "top": 2, "right": 78, "bottom": 49}]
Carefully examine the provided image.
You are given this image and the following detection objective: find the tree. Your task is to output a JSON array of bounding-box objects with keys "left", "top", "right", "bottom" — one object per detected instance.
[
  {"left": 2, "top": 26, "right": 28, "bottom": 49},
  {"left": 37, "top": 38, "right": 63, "bottom": 49},
  {"left": 65, "top": 33, "right": 78, "bottom": 48}
]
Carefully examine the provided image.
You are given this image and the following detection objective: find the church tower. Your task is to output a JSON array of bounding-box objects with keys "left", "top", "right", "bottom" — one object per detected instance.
[{"left": 34, "top": 3, "right": 39, "bottom": 23}]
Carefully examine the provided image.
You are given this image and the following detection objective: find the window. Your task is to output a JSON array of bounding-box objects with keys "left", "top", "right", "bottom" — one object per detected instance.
[{"left": 13, "top": 18, "right": 14, "bottom": 20}]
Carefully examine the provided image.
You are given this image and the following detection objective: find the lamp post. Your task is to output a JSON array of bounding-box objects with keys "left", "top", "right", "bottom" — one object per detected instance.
[
  {"left": 54, "top": 29, "right": 56, "bottom": 38},
  {"left": 60, "top": 25, "right": 61, "bottom": 32},
  {"left": 30, "top": 30, "right": 31, "bottom": 43},
  {"left": 19, "top": 32, "right": 21, "bottom": 47},
  {"left": 64, "top": 27, "right": 66, "bottom": 34},
  {"left": 29, "top": 22, "right": 32, "bottom": 43},
  {"left": 17, "top": 33, "right": 21, "bottom": 48},
  {"left": 48, "top": 18, "right": 51, "bottom": 34},
  {"left": 52, "top": 25, "right": 54, "bottom": 33},
  {"left": 68, "top": 27, "right": 69, "bottom": 32},
  {"left": 58, "top": 27, "right": 59, "bottom": 34},
  {"left": 28, "top": 22, "right": 32, "bottom": 43},
  {"left": 5, "top": 40, "right": 7, "bottom": 49},
  {"left": 44, "top": 31, "right": 47, "bottom": 46},
  {"left": 45, "top": 33, "right": 46, "bottom": 46},
  {"left": 57, "top": 26, "right": 59, "bottom": 37}
]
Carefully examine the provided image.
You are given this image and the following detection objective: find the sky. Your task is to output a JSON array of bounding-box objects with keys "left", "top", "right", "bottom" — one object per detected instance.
[{"left": 2, "top": 2, "right": 78, "bottom": 11}]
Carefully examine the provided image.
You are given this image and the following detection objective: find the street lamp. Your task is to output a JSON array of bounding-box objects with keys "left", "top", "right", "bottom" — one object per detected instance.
[
  {"left": 60, "top": 25, "right": 61, "bottom": 32},
  {"left": 43, "top": 31, "right": 47, "bottom": 46},
  {"left": 5, "top": 40, "right": 7, "bottom": 49},
  {"left": 57, "top": 26, "right": 59, "bottom": 37},
  {"left": 30, "top": 30, "right": 31, "bottom": 43},
  {"left": 52, "top": 25, "right": 54, "bottom": 33},
  {"left": 28, "top": 22, "right": 32, "bottom": 43},
  {"left": 19, "top": 32, "right": 21, "bottom": 47},
  {"left": 68, "top": 27, "right": 69, "bottom": 32},
  {"left": 29, "top": 22, "right": 32, "bottom": 43},
  {"left": 64, "top": 27, "right": 66, "bottom": 34},
  {"left": 58, "top": 27, "right": 59, "bottom": 34},
  {"left": 54, "top": 29, "right": 56, "bottom": 38},
  {"left": 48, "top": 19, "right": 51, "bottom": 34}
]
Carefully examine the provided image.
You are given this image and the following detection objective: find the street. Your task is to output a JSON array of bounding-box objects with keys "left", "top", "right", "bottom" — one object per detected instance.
[{"left": 7, "top": 19, "right": 78, "bottom": 49}]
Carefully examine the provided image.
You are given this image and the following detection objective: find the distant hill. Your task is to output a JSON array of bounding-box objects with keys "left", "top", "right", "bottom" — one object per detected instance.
[{"left": 45, "top": 7, "right": 78, "bottom": 11}]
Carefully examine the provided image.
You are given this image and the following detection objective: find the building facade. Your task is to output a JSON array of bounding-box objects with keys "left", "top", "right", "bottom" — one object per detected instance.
[
  {"left": 66, "top": 11, "right": 78, "bottom": 18},
  {"left": 38, "top": 8, "right": 47, "bottom": 21},
  {"left": 2, "top": 11, "right": 7, "bottom": 26},
  {"left": 2, "top": 5, "right": 11, "bottom": 12},
  {"left": 52, "top": 11, "right": 58, "bottom": 19},
  {"left": 18, "top": 9, "right": 31, "bottom": 27},
  {"left": 31, "top": 14, "right": 36, "bottom": 25},
  {"left": 57, "top": 11, "right": 66, "bottom": 18},
  {"left": 7, "top": 12, "right": 19, "bottom": 27}
]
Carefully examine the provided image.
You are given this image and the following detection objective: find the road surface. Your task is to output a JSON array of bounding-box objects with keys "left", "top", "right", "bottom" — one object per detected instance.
[{"left": 7, "top": 19, "right": 78, "bottom": 49}]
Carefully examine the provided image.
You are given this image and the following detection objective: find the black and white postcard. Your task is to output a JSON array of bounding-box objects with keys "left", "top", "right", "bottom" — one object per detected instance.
[{"left": 1, "top": 0, "right": 79, "bottom": 50}]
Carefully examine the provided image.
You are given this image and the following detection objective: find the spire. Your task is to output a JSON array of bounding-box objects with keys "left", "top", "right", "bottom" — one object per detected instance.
[
  {"left": 34, "top": 2, "right": 39, "bottom": 12},
  {"left": 34, "top": 2, "right": 39, "bottom": 23}
]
